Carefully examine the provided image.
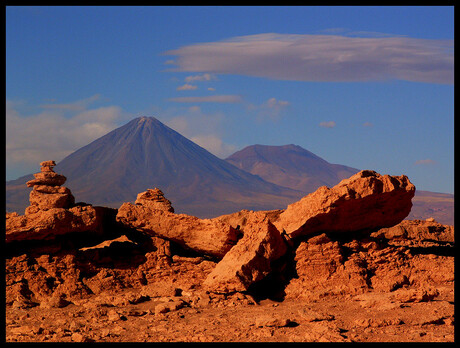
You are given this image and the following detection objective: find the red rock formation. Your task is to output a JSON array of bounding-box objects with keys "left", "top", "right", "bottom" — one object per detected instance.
[
  {"left": 135, "top": 188, "right": 174, "bottom": 213},
  {"left": 273, "top": 170, "right": 415, "bottom": 239},
  {"left": 371, "top": 219, "right": 454, "bottom": 242},
  {"left": 25, "top": 160, "right": 75, "bottom": 214},
  {"left": 117, "top": 203, "right": 239, "bottom": 259},
  {"left": 203, "top": 212, "right": 288, "bottom": 293},
  {"left": 6, "top": 206, "right": 107, "bottom": 243}
]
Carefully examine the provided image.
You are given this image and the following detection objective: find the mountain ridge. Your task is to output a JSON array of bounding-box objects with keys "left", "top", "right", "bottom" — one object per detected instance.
[{"left": 225, "top": 143, "right": 360, "bottom": 193}]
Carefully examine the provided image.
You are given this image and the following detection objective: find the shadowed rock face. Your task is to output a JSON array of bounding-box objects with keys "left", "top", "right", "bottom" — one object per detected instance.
[{"left": 202, "top": 212, "right": 288, "bottom": 293}]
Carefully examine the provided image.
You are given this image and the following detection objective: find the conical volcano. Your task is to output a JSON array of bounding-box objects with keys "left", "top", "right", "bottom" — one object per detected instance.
[{"left": 6, "top": 117, "right": 303, "bottom": 217}]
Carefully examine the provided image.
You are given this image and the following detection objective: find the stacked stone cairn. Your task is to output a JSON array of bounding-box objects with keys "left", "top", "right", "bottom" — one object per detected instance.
[{"left": 25, "top": 160, "right": 75, "bottom": 215}]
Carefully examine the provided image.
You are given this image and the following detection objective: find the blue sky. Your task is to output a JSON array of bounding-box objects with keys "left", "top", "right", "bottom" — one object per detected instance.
[{"left": 6, "top": 6, "right": 454, "bottom": 194}]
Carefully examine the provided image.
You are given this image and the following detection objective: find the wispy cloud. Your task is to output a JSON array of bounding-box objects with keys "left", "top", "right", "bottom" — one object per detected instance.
[
  {"left": 176, "top": 83, "right": 198, "bottom": 91},
  {"left": 165, "top": 33, "right": 453, "bottom": 84},
  {"left": 185, "top": 73, "right": 217, "bottom": 82},
  {"left": 39, "top": 94, "right": 102, "bottom": 111},
  {"left": 415, "top": 159, "right": 437, "bottom": 165},
  {"left": 248, "top": 97, "right": 290, "bottom": 121},
  {"left": 319, "top": 121, "right": 336, "bottom": 128},
  {"left": 164, "top": 110, "right": 237, "bottom": 158},
  {"left": 363, "top": 122, "right": 374, "bottom": 127},
  {"left": 168, "top": 95, "right": 242, "bottom": 103}
]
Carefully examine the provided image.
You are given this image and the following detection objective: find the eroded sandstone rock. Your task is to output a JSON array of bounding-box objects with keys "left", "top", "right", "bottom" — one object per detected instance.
[
  {"left": 25, "top": 160, "right": 75, "bottom": 213},
  {"left": 371, "top": 219, "right": 454, "bottom": 243},
  {"left": 6, "top": 205, "right": 106, "bottom": 243},
  {"left": 203, "top": 212, "right": 287, "bottom": 293},
  {"left": 117, "top": 203, "right": 239, "bottom": 259},
  {"left": 135, "top": 188, "right": 174, "bottom": 213},
  {"left": 273, "top": 170, "right": 415, "bottom": 239}
]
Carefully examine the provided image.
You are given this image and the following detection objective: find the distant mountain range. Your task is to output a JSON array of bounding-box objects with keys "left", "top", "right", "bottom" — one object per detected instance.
[{"left": 6, "top": 116, "right": 454, "bottom": 224}]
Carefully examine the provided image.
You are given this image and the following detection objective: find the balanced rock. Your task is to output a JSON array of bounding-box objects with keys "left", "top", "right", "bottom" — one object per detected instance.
[
  {"left": 26, "top": 160, "right": 66, "bottom": 187},
  {"left": 117, "top": 198, "right": 239, "bottom": 259},
  {"left": 25, "top": 161, "right": 74, "bottom": 214},
  {"left": 273, "top": 170, "right": 415, "bottom": 239},
  {"left": 203, "top": 212, "right": 287, "bottom": 293},
  {"left": 135, "top": 188, "right": 174, "bottom": 213}
]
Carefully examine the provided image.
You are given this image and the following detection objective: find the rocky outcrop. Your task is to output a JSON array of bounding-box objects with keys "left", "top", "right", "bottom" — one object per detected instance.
[
  {"left": 116, "top": 170, "right": 415, "bottom": 264},
  {"left": 203, "top": 213, "right": 288, "bottom": 293},
  {"left": 117, "top": 203, "right": 239, "bottom": 259},
  {"left": 371, "top": 218, "right": 454, "bottom": 243},
  {"left": 273, "top": 170, "right": 415, "bottom": 239},
  {"left": 25, "top": 160, "right": 75, "bottom": 214},
  {"left": 5, "top": 205, "right": 107, "bottom": 243},
  {"left": 135, "top": 188, "right": 174, "bottom": 213}
]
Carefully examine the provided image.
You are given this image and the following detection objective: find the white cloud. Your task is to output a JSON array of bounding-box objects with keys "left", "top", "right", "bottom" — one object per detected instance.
[
  {"left": 207, "top": 87, "right": 216, "bottom": 91},
  {"left": 191, "top": 134, "right": 237, "bottom": 158},
  {"left": 415, "top": 159, "right": 437, "bottom": 165},
  {"left": 250, "top": 97, "right": 290, "bottom": 121},
  {"left": 6, "top": 98, "right": 132, "bottom": 179},
  {"left": 168, "top": 95, "right": 242, "bottom": 103},
  {"left": 319, "top": 121, "right": 336, "bottom": 128},
  {"left": 185, "top": 73, "right": 217, "bottom": 82},
  {"left": 164, "top": 109, "right": 237, "bottom": 159},
  {"left": 165, "top": 33, "right": 453, "bottom": 84},
  {"left": 176, "top": 83, "right": 198, "bottom": 91}
]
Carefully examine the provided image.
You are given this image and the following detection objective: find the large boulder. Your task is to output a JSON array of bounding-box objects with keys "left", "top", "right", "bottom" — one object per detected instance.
[
  {"left": 202, "top": 212, "right": 288, "bottom": 293},
  {"left": 273, "top": 170, "right": 415, "bottom": 239}
]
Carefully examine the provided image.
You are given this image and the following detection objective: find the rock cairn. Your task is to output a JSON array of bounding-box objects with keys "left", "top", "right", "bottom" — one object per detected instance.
[{"left": 25, "top": 160, "right": 75, "bottom": 214}]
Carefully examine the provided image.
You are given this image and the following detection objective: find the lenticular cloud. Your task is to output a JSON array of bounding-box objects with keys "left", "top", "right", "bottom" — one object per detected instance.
[{"left": 165, "top": 33, "right": 453, "bottom": 84}]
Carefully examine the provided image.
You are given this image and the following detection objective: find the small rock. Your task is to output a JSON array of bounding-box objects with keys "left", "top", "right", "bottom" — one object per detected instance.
[
  {"left": 107, "top": 309, "right": 122, "bottom": 322},
  {"left": 71, "top": 332, "right": 93, "bottom": 342},
  {"left": 298, "top": 308, "right": 334, "bottom": 322},
  {"left": 255, "top": 316, "right": 291, "bottom": 327}
]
